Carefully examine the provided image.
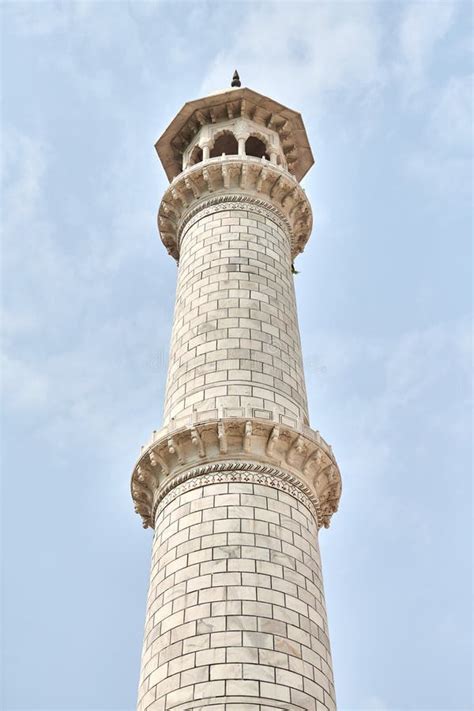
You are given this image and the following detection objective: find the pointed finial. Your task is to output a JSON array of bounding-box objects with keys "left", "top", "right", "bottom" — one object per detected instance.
[{"left": 231, "top": 70, "right": 241, "bottom": 88}]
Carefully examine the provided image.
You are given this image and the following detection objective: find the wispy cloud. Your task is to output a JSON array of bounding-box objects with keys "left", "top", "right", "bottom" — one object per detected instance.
[
  {"left": 1, "top": 124, "right": 170, "bottom": 452},
  {"left": 1, "top": 127, "right": 47, "bottom": 232},
  {"left": 397, "top": 0, "right": 458, "bottom": 95},
  {"left": 201, "top": 2, "right": 383, "bottom": 108},
  {"left": 404, "top": 71, "right": 472, "bottom": 196},
  {"left": 200, "top": 1, "right": 469, "bottom": 197},
  {"left": 2, "top": 0, "right": 95, "bottom": 37},
  {"left": 305, "top": 316, "right": 471, "bottom": 490},
  {"left": 430, "top": 75, "right": 473, "bottom": 151},
  {"left": 357, "top": 696, "right": 389, "bottom": 711}
]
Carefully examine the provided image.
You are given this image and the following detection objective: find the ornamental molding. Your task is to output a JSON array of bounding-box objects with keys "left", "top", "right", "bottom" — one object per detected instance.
[
  {"left": 131, "top": 415, "right": 342, "bottom": 532},
  {"left": 154, "top": 462, "right": 320, "bottom": 524},
  {"left": 169, "top": 696, "right": 308, "bottom": 711},
  {"left": 179, "top": 194, "right": 290, "bottom": 249},
  {"left": 158, "top": 156, "right": 312, "bottom": 261}
]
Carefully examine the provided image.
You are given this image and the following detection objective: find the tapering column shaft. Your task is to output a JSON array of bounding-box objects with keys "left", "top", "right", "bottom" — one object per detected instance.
[
  {"left": 133, "top": 85, "right": 342, "bottom": 711},
  {"left": 135, "top": 194, "right": 337, "bottom": 710},
  {"left": 137, "top": 476, "right": 336, "bottom": 711},
  {"left": 163, "top": 201, "right": 309, "bottom": 426}
]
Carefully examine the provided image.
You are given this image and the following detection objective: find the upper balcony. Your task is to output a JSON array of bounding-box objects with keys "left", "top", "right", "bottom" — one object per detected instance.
[{"left": 155, "top": 86, "right": 314, "bottom": 183}]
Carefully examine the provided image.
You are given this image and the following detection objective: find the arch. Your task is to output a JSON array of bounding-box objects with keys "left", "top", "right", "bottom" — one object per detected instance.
[
  {"left": 245, "top": 135, "right": 270, "bottom": 161},
  {"left": 210, "top": 131, "right": 238, "bottom": 158},
  {"left": 188, "top": 145, "right": 203, "bottom": 167}
]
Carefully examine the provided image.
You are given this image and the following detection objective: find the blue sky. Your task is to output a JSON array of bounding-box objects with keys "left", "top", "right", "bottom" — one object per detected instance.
[{"left": 1, "top": 1, "right": 472, "bottom": 710}]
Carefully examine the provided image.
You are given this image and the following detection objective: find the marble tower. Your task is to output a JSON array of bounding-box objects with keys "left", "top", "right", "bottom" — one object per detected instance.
[{"left": 131, "top": 75, "right": 342, "bottom": 711}]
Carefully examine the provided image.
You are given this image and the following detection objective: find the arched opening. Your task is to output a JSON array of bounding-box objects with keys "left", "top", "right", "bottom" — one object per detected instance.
[
  {"left": 245, "top": 135, "right": 270, "bottom": 160},
  {"left": 188, "top": 145, "right": 203, "bottom": 166},
  {"left": 210, "top": 132, "right": 238, "bottom": 158}
]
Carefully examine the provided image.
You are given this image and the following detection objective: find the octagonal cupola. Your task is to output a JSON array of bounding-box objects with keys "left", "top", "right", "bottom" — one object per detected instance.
[{"left": 155, "top": 74, "right": 314, "bottom": 182}]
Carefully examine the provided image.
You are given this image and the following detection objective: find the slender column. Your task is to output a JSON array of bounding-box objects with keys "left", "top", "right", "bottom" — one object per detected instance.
[
  {"left": 134, "top": 185, "right": 339, "bottom": 710},
  {"left": 163, "top": 200, "right": 309, "bottom": 426},
  {"left": 133, "top": 86, "right": 342, "bottom": 711}
]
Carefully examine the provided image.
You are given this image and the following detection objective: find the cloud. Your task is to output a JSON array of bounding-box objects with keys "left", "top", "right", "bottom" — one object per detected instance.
[
  {"left": 356, "top": 696, "right": 389, "bottom": 711},
  {"left": 397, "top": 0, "right": 457, "bottom": 92},
  {"left": 430, "top": 74, "right": 473, "bottom": 151},
  {"left": 2, "top": 0, "right": 157, "bottom": 92},
  {"left": 404, "top": 71, "right": 472, "bottom": 196},
  {"left": 199, "top": 0, "right": 463, "bottom": 110},
  {"left": 1, "top": 352, "right": 50, "bottom": 410},
  {"left": 2, "top": 0, "right": 95, "bottom": 36},
  {"left": 384, "top": 320, "right": 470, "bottom": 407},
  {"left": 304, "top": 316, "right": 471, "bottom": 493},
  {"left": 199, "top": 1, "right": 470, "bottom": 196},
  {"left": 200, "top": 2, "right": 383, "bottom": 108},
  {"left": 1, "top": 124, "right": 170, "bottom": 452},
  {"left": 1, "top": 127, "right": 47, "bottom": 232}
]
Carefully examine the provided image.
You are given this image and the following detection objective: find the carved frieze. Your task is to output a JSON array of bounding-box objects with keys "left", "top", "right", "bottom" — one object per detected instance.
[
  {"left": 130, "top": 416, "right": 342, "bottom": 532},
  {"left": 158, "top": 156, "right": 312, "bottom": 261}
]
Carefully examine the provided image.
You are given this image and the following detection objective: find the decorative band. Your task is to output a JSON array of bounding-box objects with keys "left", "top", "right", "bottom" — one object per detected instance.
[
  {"left": 177, "top": 193, "right": 291, "bottom": 249},
  {"left": 153, "top": 460, "right": 320, "bottom": 526},
  {"left": 165, "top": 698, "right": 308, "bottom": 711}
]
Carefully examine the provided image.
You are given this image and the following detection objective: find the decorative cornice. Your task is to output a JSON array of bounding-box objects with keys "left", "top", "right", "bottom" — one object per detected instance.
[
  {"left": 168, "top": 695, "right": 309, "bottom": 711},
  {"left": 178, "top": 194, "right": 291, "bottom": 251},
  {"left": 154, "top": 462, "right": 320, "bottom": 524},
  {"left": 158, "top": 156, "right": 312, "bottom": 261},
  {"left": 131, "top": 416, "right": 342, "bottom": 532}
]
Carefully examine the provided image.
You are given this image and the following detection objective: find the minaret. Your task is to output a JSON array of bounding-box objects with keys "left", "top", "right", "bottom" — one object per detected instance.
[{"left": 132, "top": 74, "right": 342, "bottom": 711}]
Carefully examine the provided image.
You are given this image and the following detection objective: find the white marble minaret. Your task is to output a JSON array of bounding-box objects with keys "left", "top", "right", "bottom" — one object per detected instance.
[{"left": 131, "top": 73, "right": 342, "bottom": 711}]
